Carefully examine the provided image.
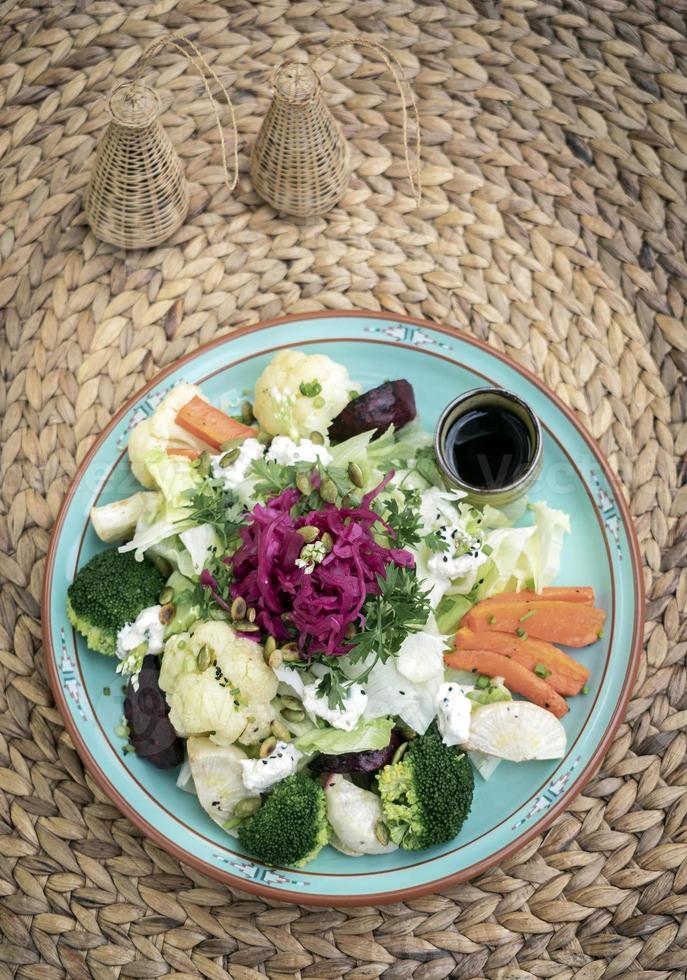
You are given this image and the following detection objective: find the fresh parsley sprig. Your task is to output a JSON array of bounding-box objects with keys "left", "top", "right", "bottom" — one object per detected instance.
[{"left": 347, "top": 565, "right": 431, "bottom": 683}]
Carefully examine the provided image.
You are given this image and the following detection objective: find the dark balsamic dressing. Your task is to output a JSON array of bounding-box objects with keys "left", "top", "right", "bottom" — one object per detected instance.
[{"left": 446, "top": 406, "right": 532, "bottom": 489}]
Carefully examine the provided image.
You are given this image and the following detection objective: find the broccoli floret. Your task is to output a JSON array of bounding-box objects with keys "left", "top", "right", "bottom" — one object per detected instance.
[
  {"left": 67, "top": 548, "right": 164, "bottom": 656},
  {"left": 239, "top": 774, "right": 329, "bottom": 867},
  {"left": 377, "top": 724, "right": 474, "bottom": 850}
]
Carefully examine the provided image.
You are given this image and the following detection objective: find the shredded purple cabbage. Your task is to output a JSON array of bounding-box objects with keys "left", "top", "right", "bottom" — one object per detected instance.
[{"left": 228, "top": 475, "right": 413, "bottom": 656}]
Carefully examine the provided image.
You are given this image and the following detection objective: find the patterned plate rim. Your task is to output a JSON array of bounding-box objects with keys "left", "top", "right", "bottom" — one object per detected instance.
[{"left": 42, "top": 311, "right": 645, "bottom": 907}]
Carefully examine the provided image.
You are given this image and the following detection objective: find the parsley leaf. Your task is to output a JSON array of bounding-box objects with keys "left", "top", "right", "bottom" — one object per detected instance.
[
  {"left": 423, "top": 530, "right": 450, "bottom": 552},
  {"left": 179, "top": 479, "right": 244, "bottom": 551},
  {"left": 382, "top": 489, "right": 424, "bottom": 549},
  {"left": 347, "top": 565, "right": 431, "bottom": 684}
]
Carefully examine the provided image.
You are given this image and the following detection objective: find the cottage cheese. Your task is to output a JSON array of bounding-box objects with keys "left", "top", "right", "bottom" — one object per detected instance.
[
  {"left": 302, "top": 680, "right": 368, "bottom": 731},
  {"left": 435, "top": 682, "right": 473, "bottom": 746},
  {"left": 241, "top": 741, "right": 302, "bottom": 793}
]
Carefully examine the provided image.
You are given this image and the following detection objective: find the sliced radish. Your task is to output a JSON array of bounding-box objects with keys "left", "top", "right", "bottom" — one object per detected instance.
[{"left": 465, "top": 701, "right": 567, "bottom": 762}]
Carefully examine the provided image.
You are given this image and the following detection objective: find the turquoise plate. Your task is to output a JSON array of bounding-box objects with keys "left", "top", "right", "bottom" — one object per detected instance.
[{"left": 43, "top": 313, "right": 643, "bottom": 906}]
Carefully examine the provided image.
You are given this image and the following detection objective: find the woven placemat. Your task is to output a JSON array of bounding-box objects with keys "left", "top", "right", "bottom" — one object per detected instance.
[{"left": 1, "top": 0, "right": 686, "bottom": 977}]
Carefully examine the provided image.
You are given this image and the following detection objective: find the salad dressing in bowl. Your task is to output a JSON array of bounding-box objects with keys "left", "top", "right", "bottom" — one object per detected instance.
[{"left": 435, "top": 388, "right": 543, "bottom": 509}]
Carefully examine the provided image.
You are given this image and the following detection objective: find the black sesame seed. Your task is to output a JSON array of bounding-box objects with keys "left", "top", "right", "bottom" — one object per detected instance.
[{"left": 399, "top": 690, "right": 406, "bottom": 695}]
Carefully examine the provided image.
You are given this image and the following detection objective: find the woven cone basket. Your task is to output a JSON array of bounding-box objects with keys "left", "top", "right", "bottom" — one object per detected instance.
[
  {"left": 250, "top": 63, "right": 349, "bottom": 218},
  {"left": 84, "top": 83, "right": 189, "bottom": 249}
]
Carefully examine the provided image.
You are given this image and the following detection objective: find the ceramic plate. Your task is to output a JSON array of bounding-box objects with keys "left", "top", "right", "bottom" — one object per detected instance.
[{"left": 43, "top": 313, "right": 643, "bottom": 906}]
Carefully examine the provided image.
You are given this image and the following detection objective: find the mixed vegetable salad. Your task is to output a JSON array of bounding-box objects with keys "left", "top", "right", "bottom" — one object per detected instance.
[{"left": 67, "top": 350, "right": 605, "bottom": 867}]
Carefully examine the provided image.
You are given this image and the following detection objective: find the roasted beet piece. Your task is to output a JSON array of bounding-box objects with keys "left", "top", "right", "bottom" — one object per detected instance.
[
  {"left": 123, "top": 655, "right": 184, "bottom": 769},
  {"left": 329, "top": 380, "right": 416, "bottom": 442},
  {"left": 310, "top": 729, "right": 403, "bottom": 775}
]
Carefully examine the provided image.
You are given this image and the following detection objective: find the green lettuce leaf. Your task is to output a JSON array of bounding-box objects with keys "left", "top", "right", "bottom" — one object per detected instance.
[{"left": 295, "top": 716, "right": 394, "bottom": 755}]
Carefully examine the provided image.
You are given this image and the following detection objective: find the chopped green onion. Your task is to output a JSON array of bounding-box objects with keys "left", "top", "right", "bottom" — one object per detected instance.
[
  {"left": 114, "top": 724, "right": 129, "bottom": 739},
  {"left": 103, "top": 687, "right": 110, "bottom": 696},
  {"left": 313, "top": 395, "right": 325, "bottom": 409},
  {"left": 348, "top": 389, "right": 359, "bottom": 399},
  {"left": 533, "top": 664, "right": 551, "bottom": 679},
  {"left": 519, "top": 610, "right": 536, "bottom": 622},
  {"left": 516, "top": 628, "right": 528, "bottom": 639},
  {"left": 488, "top": 615, "right": 496, "bottom": 625},
  {"left": 122, "top": 744, "right": 136, "bottom": 755},
  {"left": 475, "top": 674, "right": 490, "bottom": 690},
  {"left": 223, "top": 816, "right": 242, "bottom": 830},
  {"left": 582, "top": 685, "right": 590, "bottom": 695},
  {"left": 299, "top": 379, "right": 322, "bottom": 398},
  {"left": 597, "top": 629, "right": 604, "bottom": 639}
]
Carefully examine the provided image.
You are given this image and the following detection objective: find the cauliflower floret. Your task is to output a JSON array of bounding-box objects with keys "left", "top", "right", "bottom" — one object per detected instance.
[
  {"left": 159, "top": 622, "right": 278, "bottom": 747},
  {"left": 128, "top": 383, "right": 209, "bottom": 488},
  {"left": 186, "top": 736, "right": 254, "bottom": 836},
  {"left": 253, "top": 350, "right": 361, "bottom": 440},
  {"left": 325, "top": 775, "right": 398, "bottom": 856}
]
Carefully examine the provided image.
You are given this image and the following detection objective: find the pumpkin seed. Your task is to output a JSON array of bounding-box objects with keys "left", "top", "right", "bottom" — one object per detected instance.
[
  {"left": 159, "top": 602, "right": 175, "bottom": 625},
  {"left": 309, "top": 430, "right": 325, "bottom": 445},
  {"left": 247, "top": 606, "right": 257, "bottom": 623},
  {"left": 297, "top": 524, "right": 319, "bottom": 543},
  {"left": 281, "top": 648, "right": 300, "bottom": 663},
  {"left": 231, "top": 596, "right": 247, "bottom": 621},
  {"left": 233, "top": 797, "right": 261, "bottom": 818},
  {"left": 320, "top": 531, "right": 333, "bottom": 553},
  {"left": 259, "top": 736, "right": 277, "bottom": 758},
  {"left": 271, "top": 719, "right": 291, "bottom": 741},
  {"left": 344, "top": 622, "right": 356, "bottom": 640},
  {"left": 282, "top": 707, "right": 306, "bottom": 723},
  {"left": 347, "top": 461, "right": 363, "bottom": 488},
  {"left": 159, "top": 585, "right": 174, "bottom": 605},
  {"left": 197, "top": 451, "right": 211, "bottom": 478},
  {"left": 296, "top": 471, "right": 312, "bottom": 496},
  {"left": 235, "top": 621, "right": 260, "bottom": 633},
  {"left": 391, "top": 742, "right": 408, "bottom": 764},
  {"left": 257, "top": 430, "right": 273, "bottom": 446},
  {"left": 220, "top": 447, "right": 240, "bottom": 467},
  {"left": 223, "top": 816, "right": 242, "bottom": 830},
  {"left": 399, "top": 726, "right": 416, "bottom": 741},
  {"left": 196, "top": 645, "right": 211, "bottom": 671},
  {"left": 264, "top": 635, "right": 277, "bottom": 656},
  {"left": 268, "top": 649, "right": 283, "bottom": 669},
  {"left": 241, "top": 400, "right": 254, "bottom": 424},
  {"left": 281, "top": 695, "right": 303, "bottom": 712},
  {"left": 320, "top": 478, "right": 337, "bottom": 503},
  {"left": 374, "top": 820, "right": 390, "bottom": 846}
]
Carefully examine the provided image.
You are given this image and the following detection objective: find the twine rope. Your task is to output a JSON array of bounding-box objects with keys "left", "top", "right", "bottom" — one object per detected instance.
[
  {"left": 131, "top": 32, "right": 239, "bottom": 192},
  {"left": 327, "top": 35, "right": 422, "bottom": 205}
]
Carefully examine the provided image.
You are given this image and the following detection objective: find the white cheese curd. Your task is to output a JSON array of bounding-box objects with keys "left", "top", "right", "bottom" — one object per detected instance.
[
  {"left": 116, "top": 605, "right": 165, "bottom": 689},
  {"left": 435, "top": 682, "right": 474, "bottom": 746},
  {"left": 116, "top": 605, "right": 164, "bottom": 659},
  {"left": 211, "top": 438, "right": 265, "bottom": 490},
  {"left": 266, "top": 435, "right": 332, "bottom": 467},
  {"left": 241, "top": 741, "right": 302, "bottom": 793},
  {"left": 427, "top": 548, "right": 488, "bottom": 583},
  {"left": 302, "top": 680, "right": 368, "bottom": 731}
]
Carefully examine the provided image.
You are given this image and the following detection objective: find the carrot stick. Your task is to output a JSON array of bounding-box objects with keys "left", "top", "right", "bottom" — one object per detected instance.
[
  {"left": 463, "top": 600, "right": 606, "bottom": 648},
  {"left": 479, "top": 586, "right": 594, "bottom": 607},
  {"left": 176, "top": 396, "right": 255, "bottom": 451},
  {"left": 454, "top": 628, "right": 589, "bottom": 697},
  {"left": 167, "top": 447, "right": 200, "bottom": 461},
  {"left": 444, "top": 649, "right": 569, "bottom": 718}
]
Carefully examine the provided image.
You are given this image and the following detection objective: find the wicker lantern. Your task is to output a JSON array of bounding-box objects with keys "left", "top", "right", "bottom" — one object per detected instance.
[
  {"left": 251, "top": 38, "right": 422, "bottom": 218},
  {"left": 84, "top": 83, "right": 189, "bottom": 249},
  {"left": 84, "top": 33, "right": 238, "bottom": 250},
  {"left": 250, "top": 63, "right": 349, "bottom": 218}
]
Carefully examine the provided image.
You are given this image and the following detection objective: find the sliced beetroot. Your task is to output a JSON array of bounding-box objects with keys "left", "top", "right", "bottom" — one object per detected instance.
[
  {"left": 329, "top": 380, "right": 416, "bottom": 442},
  {"left": 310, "top": 729, "right": 403, "bottom": 774},
  {"left": 123, "top": 655, "right": 184, "bottom": 769}
]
